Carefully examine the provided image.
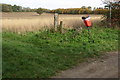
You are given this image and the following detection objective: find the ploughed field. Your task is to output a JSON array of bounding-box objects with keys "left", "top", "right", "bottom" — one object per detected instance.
[{"left": 1, "top": 12, "right": 102, "bottom": 32}]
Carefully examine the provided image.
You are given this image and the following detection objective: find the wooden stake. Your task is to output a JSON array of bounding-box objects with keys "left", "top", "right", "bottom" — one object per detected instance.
[
  {"left": 59, "top": 21, "right": 63, "bottom": 33},
  {"left": 54, "top": 13, "right": 59, "bottom": 32}
]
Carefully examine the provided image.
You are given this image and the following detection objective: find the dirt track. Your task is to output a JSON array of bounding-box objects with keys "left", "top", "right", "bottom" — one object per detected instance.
[{"left": 53, "top": 52, "right": 118, "bottom": 78}]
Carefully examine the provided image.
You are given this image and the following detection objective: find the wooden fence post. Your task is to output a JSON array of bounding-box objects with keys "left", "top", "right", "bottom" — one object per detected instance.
[
  {"left": 59, "top": 21, "right": 63, "bottom": 33},
  {"left": 54, "top": 13, "right": 59, "bottom": 32}
]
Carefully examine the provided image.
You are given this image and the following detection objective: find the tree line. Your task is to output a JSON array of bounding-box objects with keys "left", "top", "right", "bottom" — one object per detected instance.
[
  {"left": 0, "top": 4, "right": 49, "bottom": 12},
  {"left": 0, "top": 4, "right": 109, "bottom": 14},
  {"left": 49, "top": 7, "right": 109, "bottom": 14}
]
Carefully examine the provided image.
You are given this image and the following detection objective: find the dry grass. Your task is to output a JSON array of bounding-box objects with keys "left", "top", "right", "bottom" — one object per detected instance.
[{"left": 1, "top": 12, "right": 102, "bottom": 32}]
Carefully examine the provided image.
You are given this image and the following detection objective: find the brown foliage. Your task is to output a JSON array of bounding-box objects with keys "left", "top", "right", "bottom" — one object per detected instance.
[{"left": 105, "top": 1, "right": 120, "bottom": 27}]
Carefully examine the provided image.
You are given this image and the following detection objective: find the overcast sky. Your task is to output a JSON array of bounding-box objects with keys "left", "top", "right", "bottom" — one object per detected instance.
[{"left": 0, "top": 0, "right": 105, "bottom": 9}]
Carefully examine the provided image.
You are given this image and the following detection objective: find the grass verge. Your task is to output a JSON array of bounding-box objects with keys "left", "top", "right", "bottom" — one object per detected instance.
[{"left": 3, "top": 27, "right": 119, "bottom": 78}]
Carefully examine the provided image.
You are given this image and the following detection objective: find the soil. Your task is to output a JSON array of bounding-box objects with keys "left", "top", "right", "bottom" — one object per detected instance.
[{"left": 53, "top": 52, "right": 118, "bottom": 78}]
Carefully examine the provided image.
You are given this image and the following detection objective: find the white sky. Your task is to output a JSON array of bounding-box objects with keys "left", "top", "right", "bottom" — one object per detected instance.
[{"left": 0, "top": 0, "right": 105, "bottom": 9}]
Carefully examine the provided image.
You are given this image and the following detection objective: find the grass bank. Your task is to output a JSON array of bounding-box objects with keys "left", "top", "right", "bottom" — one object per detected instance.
[{"left": 3, "top": 27, "right": 118, "bottom": 78}]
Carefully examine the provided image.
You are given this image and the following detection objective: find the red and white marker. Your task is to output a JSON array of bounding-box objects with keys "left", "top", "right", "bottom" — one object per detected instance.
[{"left": 82, "top": 16, "right": 92, "bottom": 27}]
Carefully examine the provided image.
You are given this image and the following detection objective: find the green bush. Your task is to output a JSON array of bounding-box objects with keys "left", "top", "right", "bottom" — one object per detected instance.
[{"left": 36, "top": 8, "right": 44, "bottom": 15}]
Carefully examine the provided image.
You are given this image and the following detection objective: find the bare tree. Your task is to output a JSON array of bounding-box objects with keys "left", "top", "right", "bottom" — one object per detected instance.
[
  {"left": 101, "top": 0, "right": 120, "bottom": 27},
  {"left": 101, "top": 0, "right": 113, "bottom": 27}
]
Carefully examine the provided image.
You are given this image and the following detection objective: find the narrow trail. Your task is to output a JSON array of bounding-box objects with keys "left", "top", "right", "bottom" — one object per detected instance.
[{"left": 53, "top": 52, "right": 118, "bottom": 78}]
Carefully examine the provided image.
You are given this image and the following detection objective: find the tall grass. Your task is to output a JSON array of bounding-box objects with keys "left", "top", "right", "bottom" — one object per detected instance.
[{"left": 2, "top": 12, "right": 102, "bottom": 32}]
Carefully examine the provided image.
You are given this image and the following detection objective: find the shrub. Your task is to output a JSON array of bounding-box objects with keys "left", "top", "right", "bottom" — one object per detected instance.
[{"left": 36, "top": 8, "right": 44, "bottom": 15}]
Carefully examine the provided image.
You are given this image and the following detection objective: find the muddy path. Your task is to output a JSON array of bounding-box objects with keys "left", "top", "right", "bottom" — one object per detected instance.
[{"left": 53, "top": 52, "right": 118, "bottom": 78}]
